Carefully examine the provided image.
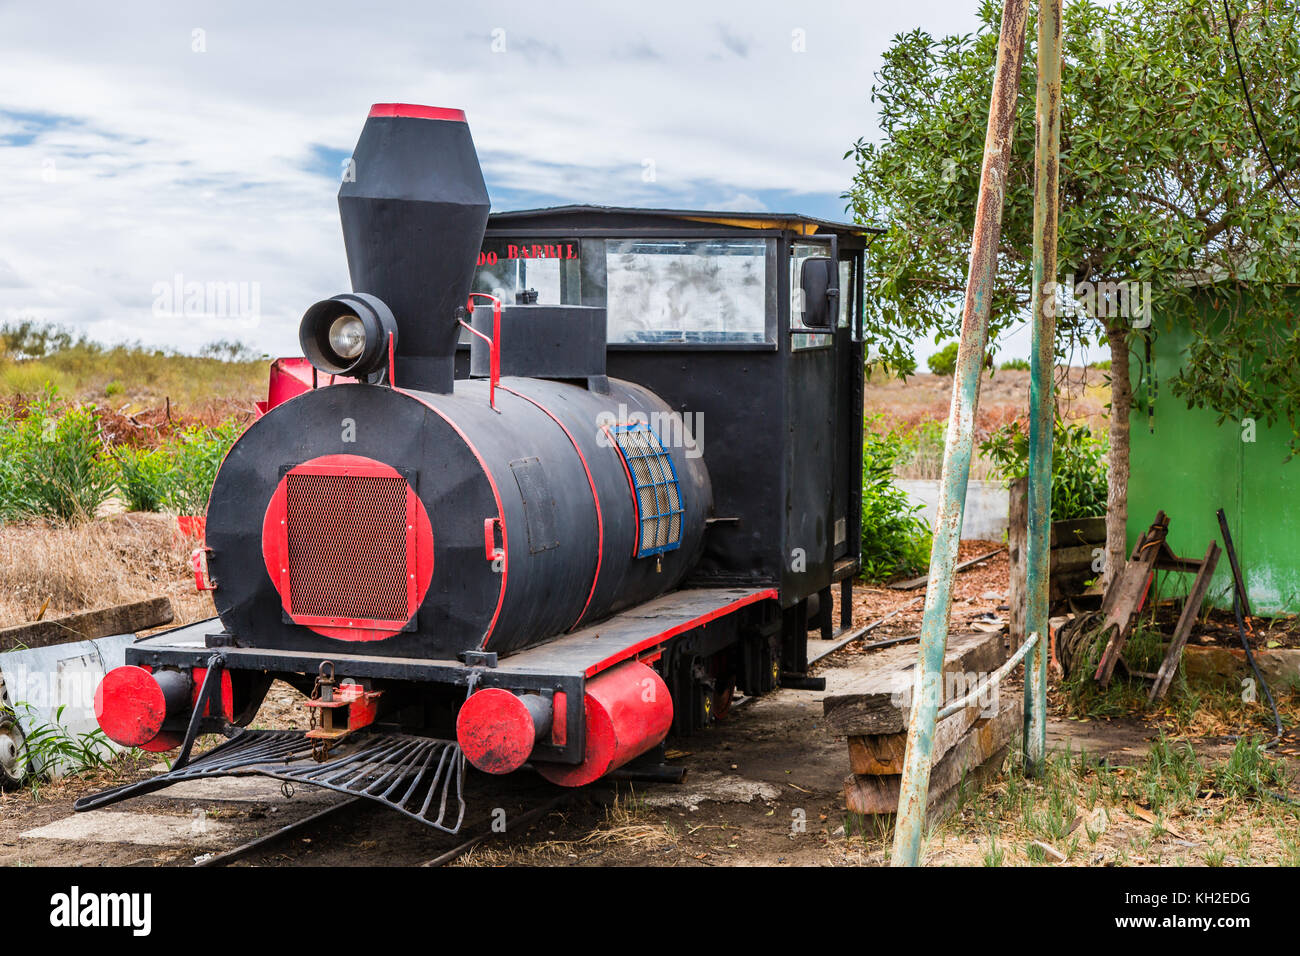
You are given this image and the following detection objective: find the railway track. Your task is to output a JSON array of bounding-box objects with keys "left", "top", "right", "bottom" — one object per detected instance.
[{"left": 193, "top": 781, "right": 583, "bottom": 868}]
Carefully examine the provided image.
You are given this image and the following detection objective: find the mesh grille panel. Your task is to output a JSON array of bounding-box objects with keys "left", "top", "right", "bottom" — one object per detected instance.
[
  {"left": 612, "top": 424, "right": 684, "bottom": 557},
  {"left": 285, "top": 472, "right": 411, "bottom": 622}
]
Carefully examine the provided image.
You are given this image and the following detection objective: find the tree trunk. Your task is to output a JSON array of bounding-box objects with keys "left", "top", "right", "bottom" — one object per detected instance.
[{"left": 1104, "top": 320, "right": 1131, "bottom": 589}]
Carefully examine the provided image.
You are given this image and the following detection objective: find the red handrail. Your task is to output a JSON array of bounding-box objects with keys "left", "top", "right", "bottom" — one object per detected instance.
[{"left": 462, "top": 293, "right": 502, "bottom": 410}]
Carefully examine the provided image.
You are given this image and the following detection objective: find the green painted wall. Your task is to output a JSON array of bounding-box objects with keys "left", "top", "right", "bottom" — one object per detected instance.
[{"left": 1126, "top": 305, "right": 1300, "bottom": 616}]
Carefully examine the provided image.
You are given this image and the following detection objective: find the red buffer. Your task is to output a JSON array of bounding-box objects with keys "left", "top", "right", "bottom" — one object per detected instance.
[
  {"left": 538, "top": 660, "right": 672, "bottom": 787},
  {"left": 456, "top": 660, "right": 672, "bottom": 784}
]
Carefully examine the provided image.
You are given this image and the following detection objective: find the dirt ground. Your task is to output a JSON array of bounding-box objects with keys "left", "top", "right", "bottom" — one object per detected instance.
[{"left": 8, "top": 539, "right": 1296, "bottom": 868}]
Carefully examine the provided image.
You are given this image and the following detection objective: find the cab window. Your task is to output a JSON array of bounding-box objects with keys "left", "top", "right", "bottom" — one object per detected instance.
[{"left": 603, "top": 238, "right": 772, "bottom": 344}]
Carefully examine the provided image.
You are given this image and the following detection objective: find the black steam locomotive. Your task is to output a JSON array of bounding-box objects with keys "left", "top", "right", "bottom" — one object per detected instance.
[{"left": 84, "top": 104, "right": 872, "bottom": 830}]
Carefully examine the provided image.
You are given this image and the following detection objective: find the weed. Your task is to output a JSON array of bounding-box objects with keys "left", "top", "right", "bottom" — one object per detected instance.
[
  {"left": 114, "top": 444, "right": 174, "bottom": 512},
  {"left": 12, "top": 703, "right": 117, "bottom": 786},
  {"left": 982, "top": 833, "right": 1004, "bottom": 866},
  {"left": 161, "top": 419, "right": 243, "bottom": 514},
  {"left": 1214, "top": 737, "right": 1291, "bottom": 801},
  {"left": 859, "top": 415, "right": 932, "bottom": 581},
  {"left": 0, "top": 390, "right": 115, "bottom": 523},
  {"left": 980, "top": 418, "right": 1107, "bottom": 521}
]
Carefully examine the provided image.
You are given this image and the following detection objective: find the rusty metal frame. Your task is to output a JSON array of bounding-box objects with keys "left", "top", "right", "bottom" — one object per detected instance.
[
  {"left": 890, "top": 0, "right": 1051, "bottom": 867},
  {"left": 1024, "top": 0, "right": 1063, "bottom": 777}
]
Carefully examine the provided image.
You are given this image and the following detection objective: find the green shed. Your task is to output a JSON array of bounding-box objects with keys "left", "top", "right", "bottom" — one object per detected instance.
[{"left": 1126, "top": 298, "right": 1300, "bottom": 616}]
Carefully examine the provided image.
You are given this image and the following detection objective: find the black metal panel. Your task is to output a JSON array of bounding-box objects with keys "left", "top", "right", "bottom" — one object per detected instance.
[
  {"left": 470, "top": 304, "right": 606, "bottom": 379},
  {"left": 784, "top": 346, "right": 835, "bottom": 601},
  {"left": 509, "top": 457, "right": 559, "bottom": 554},
  {"left": 603, "top": 350, "right": 784, "bottom": 588}
]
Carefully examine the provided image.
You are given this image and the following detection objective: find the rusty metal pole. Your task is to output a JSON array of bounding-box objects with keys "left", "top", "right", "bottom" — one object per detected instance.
[
  {"left": 890, "top": 0, "right": 1030, "bottom": 867},
  {"left": 1023, "top": 0, "right": 1062, "bottom": 778}
]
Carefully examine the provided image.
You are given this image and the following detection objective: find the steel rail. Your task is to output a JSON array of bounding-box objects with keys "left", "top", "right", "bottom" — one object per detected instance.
[
  {"left": 194, "top": 796, "right": 365, "bottom": 867},
  {"left": 937, "top": 632, "right": 1039, "bottom": 721},
  {"left": 421, "top": 793, "right": 572, "bottom": 867}
]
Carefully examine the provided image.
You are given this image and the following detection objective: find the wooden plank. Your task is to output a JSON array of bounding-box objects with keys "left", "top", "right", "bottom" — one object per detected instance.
[
  {"left": 1050, "top": 515, "right": 1106, "bottom": 547},
  {"left": 822, "top": 631, "right": 1006, "bottom": 736},
  {"left": 843, "top": 695, "right": 1021, "bottom": 815},
  {"left": 1049, "top": 543, "right": 1098, "bottom": 573},
  {"left": 0, "top": 597, "right": 173, "bottom": 652},
  {"left": 498, "top": 587, "right": 774, "bottom": 677},
  {"left": 1149, "top": 542, "right": 1221, "bottom": 702},
  {"left": 1008, "top": 477, "right": 1027, "bottom": 643},
  {"left": 847, "top": 703, "right": 982, "bottom": 775},
  {"left": 1094, "top": 516, "right": 1168, "bottom": 686}
]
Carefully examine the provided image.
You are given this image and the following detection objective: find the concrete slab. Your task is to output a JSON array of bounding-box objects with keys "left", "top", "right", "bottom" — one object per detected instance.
[
  {"left": 640, "top": 771, "right": 782, "bottom": 809},
  {"left": 153, "top": 776, "right": 336, "bottom": 804},
  {"left": 22, "top": 810, "right": 232, "bottom": 846}
]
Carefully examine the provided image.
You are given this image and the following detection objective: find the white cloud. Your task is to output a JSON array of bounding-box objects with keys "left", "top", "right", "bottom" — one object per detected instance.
[{"left": 0, "top": 0, "right": 987, "bottom": 355}]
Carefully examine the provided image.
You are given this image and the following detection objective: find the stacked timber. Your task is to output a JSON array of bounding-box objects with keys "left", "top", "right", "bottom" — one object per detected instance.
[{"left": 823, "top": 630, "right": 1020, "bottom": 817}]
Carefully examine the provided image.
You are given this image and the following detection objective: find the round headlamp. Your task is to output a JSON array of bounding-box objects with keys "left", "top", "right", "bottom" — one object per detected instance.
[{"left": 299, "top": 293, "right": 397, "bottom": 379}]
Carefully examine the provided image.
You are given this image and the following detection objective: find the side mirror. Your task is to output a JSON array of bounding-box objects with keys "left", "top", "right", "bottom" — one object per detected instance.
[{"left": 799, "top": 256, "right": 837, "bottom": 328}]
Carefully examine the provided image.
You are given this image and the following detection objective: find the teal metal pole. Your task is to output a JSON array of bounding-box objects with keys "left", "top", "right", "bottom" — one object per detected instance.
[
  {"left": 1023, "top": 0, "right": 1062, "bottom": 778},
  {"left": 890, "top": 0, "right": 1031, "bottom": 867}
]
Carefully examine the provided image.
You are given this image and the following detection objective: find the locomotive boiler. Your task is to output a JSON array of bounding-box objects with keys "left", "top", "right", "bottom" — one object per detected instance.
[{"left": 82, "top": 104, "right": 871, "bottom": 830}]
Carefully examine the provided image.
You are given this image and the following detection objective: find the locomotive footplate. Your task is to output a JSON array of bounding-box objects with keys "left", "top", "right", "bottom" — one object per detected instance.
[
  {"left": 75, "top": 728, "right": 467, "bottom": 833},
  {"left": 82, "top": 586, "right": 778, "bottom": 811}
]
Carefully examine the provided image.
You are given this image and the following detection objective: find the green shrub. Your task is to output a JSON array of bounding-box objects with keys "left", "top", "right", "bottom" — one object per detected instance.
[
  {"left": 114, "top": 445, "right": 174, "bottom": 512},
  {"left": 0, "top": 391, "right": 115, "bottom": 524},
  {"left": 979, "top": 419, "right": 1108, "bottom": 520},
  {"left": 927, "top": 341, "right": 960, "bottom": 376},
  {"left": 1000, "top": 357, "right": 1031, "bottom": 371},
  {"left": 162, "top": 418, "right": 244, "bottom": 515},
  {"left": 892, "top": 418, "right": 947, "bottom": 479},
  {"left": 861, "top": 421, "right": 933, "bottom": 582}
]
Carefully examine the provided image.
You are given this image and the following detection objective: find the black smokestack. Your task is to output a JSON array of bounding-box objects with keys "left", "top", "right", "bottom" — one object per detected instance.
[{"left": 338, "top": 104, "right": 490, "bottom": 393}]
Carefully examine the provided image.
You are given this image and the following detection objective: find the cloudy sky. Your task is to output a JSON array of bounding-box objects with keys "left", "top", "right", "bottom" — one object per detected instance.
[{"left": 0, "top": 0, "right": 1039, "bottom": 362}]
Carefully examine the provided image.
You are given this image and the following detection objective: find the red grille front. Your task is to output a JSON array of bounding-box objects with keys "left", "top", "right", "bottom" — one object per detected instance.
[
  {"left": 285, "top": 472, "right": 411, "bottom": 622},
  {"left": 262, "top": 454, "right": 435, "bottom": 641}
]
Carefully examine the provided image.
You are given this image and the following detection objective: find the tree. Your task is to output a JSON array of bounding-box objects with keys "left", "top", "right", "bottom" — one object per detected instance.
[
  {"left": 927, "top": 340, "right": 960, "bottom": 376},
  {"left": 845, "top": 0, "right": 1300, "bottom": 584}
]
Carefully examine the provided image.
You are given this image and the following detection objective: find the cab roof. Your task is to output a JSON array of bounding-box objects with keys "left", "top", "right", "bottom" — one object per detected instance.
[{"left": 486, "top": 204, "right": 882, "bottom": 239}]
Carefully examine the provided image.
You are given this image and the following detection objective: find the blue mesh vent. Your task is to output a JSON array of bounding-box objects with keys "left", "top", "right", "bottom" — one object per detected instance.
[{"left": 611, "top": 424, "right": 684, "bottom": 557}]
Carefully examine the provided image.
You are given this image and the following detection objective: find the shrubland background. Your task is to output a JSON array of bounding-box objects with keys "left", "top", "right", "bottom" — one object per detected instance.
[{"left": 0, "top": 322, "right": 1114, "bottom": 627}]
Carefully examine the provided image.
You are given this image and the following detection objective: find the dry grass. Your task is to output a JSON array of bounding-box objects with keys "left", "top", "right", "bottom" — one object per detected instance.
[
  {"left": 0, "top": 349, "right": 268, "bottom": 410},
  {"left": 863, "top": 366, "right": 1109, "bottom": 481},
  {"left": 864, "top": 367, "right": 1110, "bottom": 434},
  {"left": 452, "top": 788, "right": 677, "bottom": 867},
  {"left": 837, "top": 737, "right": 1300, "bottom": 867},
  {"left": 0, "top": 512, "right": 214, "bottom": 630}
]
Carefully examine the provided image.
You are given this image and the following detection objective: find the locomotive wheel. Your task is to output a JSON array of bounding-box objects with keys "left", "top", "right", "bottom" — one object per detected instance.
[
  {"left": 0, "top": 717, "right": 29, "bottom": 790},
  {"left": 712, "top": 682, "right": 735, "bottom": 719}
]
